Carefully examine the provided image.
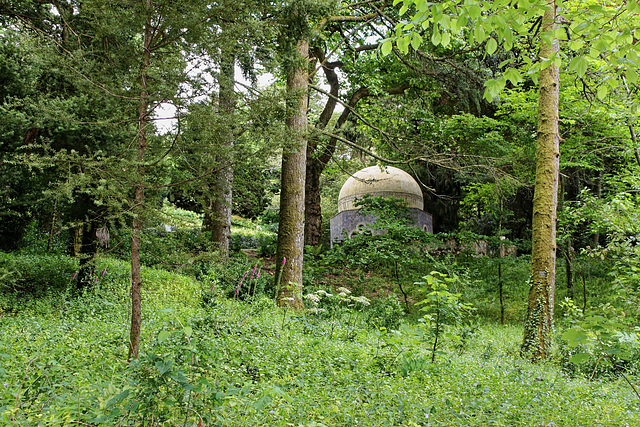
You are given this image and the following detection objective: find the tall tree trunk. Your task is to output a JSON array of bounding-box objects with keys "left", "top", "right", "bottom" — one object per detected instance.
[
  {"left": 210, "top": 51, "right": 235, "bottom": 257},
  {"left": 70, "top": 193, "right": 98, "bottom": 291},
  {"left": 129, "top": 2, "right": 152, "bottom": 361},
  {"left": 521, "top": 0, "right": 560, "bottom": 362},
  {"left": 274, "top": 38, "right": 308, "bottom": 310}
]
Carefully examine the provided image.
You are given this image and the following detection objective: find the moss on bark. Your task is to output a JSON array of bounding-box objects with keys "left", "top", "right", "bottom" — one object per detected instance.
[
  {"left": 274, "top": 38, "right": 308, "bottom": 310},
  {"left": 521, "top": 0, "right": 560, "bottom": 362}
]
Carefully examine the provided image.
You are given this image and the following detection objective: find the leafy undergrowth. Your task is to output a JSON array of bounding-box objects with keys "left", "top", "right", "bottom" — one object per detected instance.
[{"left": 0, "top": 261, "right": 639, "bottom": 426}]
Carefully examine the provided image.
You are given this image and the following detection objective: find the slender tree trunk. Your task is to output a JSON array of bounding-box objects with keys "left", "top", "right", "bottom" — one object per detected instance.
[
  {"left": 593, "top": 169, "right": 602, "bottom": 247},
  {"left": 521, "top": 0, "right": 560, "bottom": 362},
  {"left": 564, "top": 238, "right": 574, "bottom": 299},
  {"left": 274, "top": 38, "right": 308, "bottom": 310},
  {"left": 129, "top": 2, "right": 152, "bottom": 361},
  {"left": 210, "top": 51, "right": 235, "bottom": 257},
  {"left": 70, "top": 193, "right": 99, "bottom": 291},
  {"left": 499, "top": 261, "right": 505, "bottom": 325},
  {"left": 47, "top": 197, "right": 57, "bottom": 252}
]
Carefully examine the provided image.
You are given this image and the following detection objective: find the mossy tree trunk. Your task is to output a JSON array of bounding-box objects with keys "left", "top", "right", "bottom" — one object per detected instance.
[
  {"left": 209, "top": 50, "right": 235, "bottom": 257},
  {"left": 274, "top": 37, "right": 308, "bottom": 310},
  {"left": 521, "top": 0, "right": 560, "bottom": 362}
]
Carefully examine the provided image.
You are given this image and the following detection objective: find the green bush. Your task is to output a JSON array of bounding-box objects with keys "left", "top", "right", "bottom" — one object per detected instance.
[
  {"left": 15, "top": 220, "right": 70, "bottom": 255},
  {"left": 257, "top": 234, "right": 277, "bottom": 257},
  {"left": 364, "top": 294, "right": 405, "bottom": 331},
  {"left": 0, "top": 252, "right": 77, "bottom": 295},
  {"left": 558, "top": 298, "right": 640, "bottom": 380}
]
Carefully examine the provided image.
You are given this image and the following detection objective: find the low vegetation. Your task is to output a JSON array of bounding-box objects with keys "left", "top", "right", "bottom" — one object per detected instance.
[{"left": 1, "top": 217, "right": 639, "bottom": 426}]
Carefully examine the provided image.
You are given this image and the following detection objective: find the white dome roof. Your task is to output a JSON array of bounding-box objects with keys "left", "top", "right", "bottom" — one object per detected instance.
[{"left": 337, "top": 166, "right": 423, "bottom": 212}]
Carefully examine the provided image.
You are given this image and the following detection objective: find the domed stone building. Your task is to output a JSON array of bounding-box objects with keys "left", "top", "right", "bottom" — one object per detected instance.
[{"left": 329, "top": 165, "right": 433, "bottom": 246}]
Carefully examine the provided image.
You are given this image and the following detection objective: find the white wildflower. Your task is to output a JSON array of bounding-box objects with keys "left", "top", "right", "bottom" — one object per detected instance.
[
  {"left": 352, "top": 296, "right": 371, "bottom": 306},
  {"left": 315, "top": 289, "right": 332, "bottom": 297},
  {"left": 337, "top": 287, "right": 351, "bottom": 295},
  {"left": 304, "top": 293, "right": 320, "bottom": 305}
]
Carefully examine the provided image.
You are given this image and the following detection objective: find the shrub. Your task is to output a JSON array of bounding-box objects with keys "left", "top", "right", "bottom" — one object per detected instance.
[
  {"left": 559, "top": 298, "right": 640, "bottom": 381},
  {"left": 364, "top": 294, "right": 405, "bottom": 331},
  {"left": 0, "top": 252, "right": 77, "bottom": 295},
  {"left": 229, "top": 223, "right": 277, "bottom": 254},
  {"left": 257, "top": 234, "right": 277, "bottom": 257},
  {"left": 415, "top": 271, "right": 475, "bottom": 362},
  {"left": 16, "top": 220, "right": 70, "bottom": 255}
]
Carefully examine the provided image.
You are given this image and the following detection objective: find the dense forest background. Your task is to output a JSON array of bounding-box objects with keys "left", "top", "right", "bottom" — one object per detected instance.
[{"left": 1, "top": 0, "right": 640, "bottom": 425}]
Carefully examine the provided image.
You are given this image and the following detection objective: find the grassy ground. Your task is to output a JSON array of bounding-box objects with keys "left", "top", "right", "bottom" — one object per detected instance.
[{"left": 0, "top": 256, "right": 639, "bottom": 426}]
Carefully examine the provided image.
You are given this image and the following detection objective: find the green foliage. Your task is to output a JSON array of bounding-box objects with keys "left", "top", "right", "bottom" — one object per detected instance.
[
  {"left": 0, "top": 252, "right": 77, "bottom": 296},
  {"left": 456, "top": 254, "right": 531, "bottom": 322},
  {"left": 415, "top": 271, "right": 475, "bottom": 362},
  {"left": 390, "top": 0, "right": 640, "bottom": 101},
  {"left": 562, "top": 185, "right": 640, "bottom": 313},
  {"left": 107, "top": 225, "right": 218, "bottom": 279},
  {"left": 304, "top": 287, "right": 373, "bottom": 332},
  {"left": 158, "top": 202, "right": 203, "bottom": 230},
  {"left": 1, "top": 265, "right": 640, "bottom": 425},
  {"left": 459, "top": 180, "right": 520, "bottom": 236},
  {"left": 364, "top": 294, "right": 406, "bottom": 331},
  {"left": 230, "top": 217, "right": 278, "bottom": 254},
  {"left": 560, "top": 298, "right": 640, "bottom": 381},
  {"left": 232, "top": 162, "right": 277, "bottom": 219},
  {"left": 324, "top": 195, "right": 432, "bottom": 273},
  {"left": 201, "top": 254, "right": 273, "bottom": 301},
  {"left": 11, "top": 221, "right": 68, "bottom": 255}
]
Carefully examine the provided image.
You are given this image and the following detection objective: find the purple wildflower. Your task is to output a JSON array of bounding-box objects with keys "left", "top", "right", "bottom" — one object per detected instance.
[
  {"left": 236, "top": 271, "right": 248, "bottom": 297},
  {"left": 252, "top": 263, "right": 257, "bottom": 278},
  {"left": 101, "top": 267, "right": 107, "bottom": 276},
  {"left": 72, "top": 271, "right": 78, "bottom": 280},
  {"left": 94, "top": 277, "right": 98, "bottom": 284},
  {"left": 282, "top": 257, "right": 286, "bottom": 265}
]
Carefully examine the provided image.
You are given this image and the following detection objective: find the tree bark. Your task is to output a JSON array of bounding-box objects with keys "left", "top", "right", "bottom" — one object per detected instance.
[
  {"left": 304, "top": 158, "right": 324, "bottom": 247},
  {"left": 274, "top": 37, "right": 308, "bottom": 310},
  {"left": 210, "top": 50, "right": 235, "bottom": 257},
  {"left": 129, "top": 1, "right": 152, "bottom": 361},
  {"left": 521, "top": 0, "right": 560, "bottom": 362},
  {"left": 76, "top": 220, "right": 99, "bottom": 291}
]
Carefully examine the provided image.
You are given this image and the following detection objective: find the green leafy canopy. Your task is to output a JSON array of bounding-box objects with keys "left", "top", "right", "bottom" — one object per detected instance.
[{"left": 385, "top": 0, "right": 640, "bottom": 101}]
